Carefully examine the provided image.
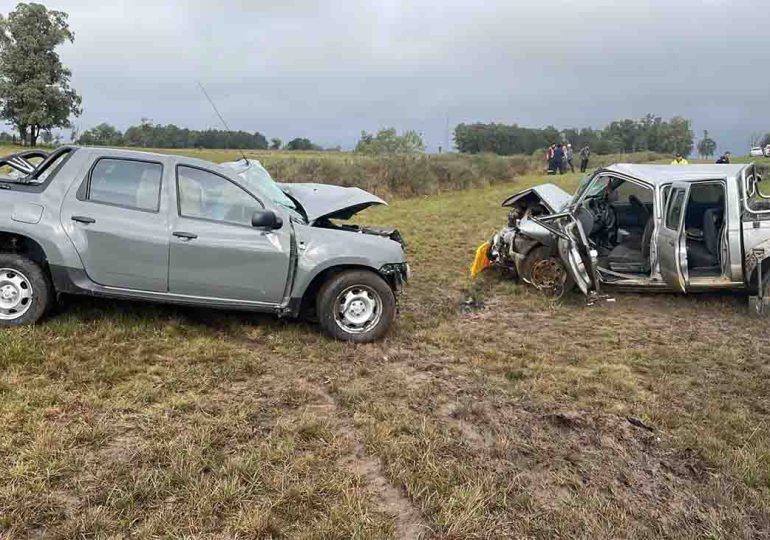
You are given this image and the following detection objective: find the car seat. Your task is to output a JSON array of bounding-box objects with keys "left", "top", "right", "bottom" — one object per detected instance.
[
  {"left": 687, "top": 207, "right": 723, "bottom": 269},
  {"left": 606, "top": 215, "right": 654, "bottom": 274}
]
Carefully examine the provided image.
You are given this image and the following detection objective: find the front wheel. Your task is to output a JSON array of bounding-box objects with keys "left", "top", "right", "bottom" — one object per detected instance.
[
  {"left": 316, "top": 270, "right": 396, "bottom": 343},
  {"left": 521, "top": 246, "right": 574, "bottom": 298}
]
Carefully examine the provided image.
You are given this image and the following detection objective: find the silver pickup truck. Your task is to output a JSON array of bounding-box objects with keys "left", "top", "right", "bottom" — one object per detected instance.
[
  {"left": 487, "top": 163, "right": 770, "bottom": 308},
  {"left": 0, "top": 146, "right": 408, "bottom": 342}
]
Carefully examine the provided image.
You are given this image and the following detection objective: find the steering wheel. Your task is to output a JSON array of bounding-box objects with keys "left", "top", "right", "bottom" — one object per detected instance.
[{"left": 587, "top": 196, "right": 618, "bottom": 243}]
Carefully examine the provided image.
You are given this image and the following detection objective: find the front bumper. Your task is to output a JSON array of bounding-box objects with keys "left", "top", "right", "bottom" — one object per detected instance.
[
  {"left": 380, "top": 262, "right": 409, "bottom": 293},
  {"left": 490, "top": 227, "right": 526, "bottom": 268}
]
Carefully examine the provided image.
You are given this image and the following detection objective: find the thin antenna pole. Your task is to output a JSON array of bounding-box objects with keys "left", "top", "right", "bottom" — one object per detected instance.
[
  {"left": 445, "top": 113, "right": 450, "bottom": 153},
  {"left": 197, "top": 81, "right": 249, "bottom": 163}
]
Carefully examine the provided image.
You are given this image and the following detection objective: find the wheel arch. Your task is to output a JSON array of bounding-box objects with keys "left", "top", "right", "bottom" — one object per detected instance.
[
  {"left": 0, "top": 232, "right": 49, "bottom": 266},
  {"left": 747, "top": 254, "right": 770, "bottom": 293},
  {"left": 296, "top": 263, "right": 392, "bottom": 317}
]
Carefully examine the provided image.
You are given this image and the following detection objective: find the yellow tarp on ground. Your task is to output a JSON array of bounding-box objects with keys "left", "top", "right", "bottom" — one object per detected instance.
[{"left": 470, "top": 241, "right": 492, "bottom": 277}]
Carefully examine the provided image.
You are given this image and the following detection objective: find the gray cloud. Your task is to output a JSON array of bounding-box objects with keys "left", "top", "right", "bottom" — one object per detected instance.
[{"left": 1, "top": 0, "right": 766, "bottom": 153}]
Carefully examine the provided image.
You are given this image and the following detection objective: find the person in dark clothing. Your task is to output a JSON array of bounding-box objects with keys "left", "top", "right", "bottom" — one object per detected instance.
[
  {"left": 579, "top": 145, "right": 591, "bottom": 172},
  {"left": 546, "top": 144, "right": 557, "bottom": 174},
  {"left": 716, "top": 151, "right": 731, "bottom": 164},
  {"left": 553, "top": 144, "right": 565, "bottom": 174}
]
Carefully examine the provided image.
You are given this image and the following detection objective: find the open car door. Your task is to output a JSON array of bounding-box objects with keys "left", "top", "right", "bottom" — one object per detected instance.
[
  {"left": 557, "top": 209, "right": 597, "bottom": 295},
  {"left": 658, "top": 182, "right": 690, "bottom": 293},
  {"left": 532, "top": 209, "right": 597, "bottom": 295}
]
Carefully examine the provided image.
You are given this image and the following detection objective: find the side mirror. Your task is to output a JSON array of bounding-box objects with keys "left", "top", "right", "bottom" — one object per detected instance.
[{"left": 251, "top": 209, "right": 283, "bottom": 230}]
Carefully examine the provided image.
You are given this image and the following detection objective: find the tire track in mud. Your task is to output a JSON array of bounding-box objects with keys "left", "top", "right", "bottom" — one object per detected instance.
[{"left": 304, "top": 380, "right": 428, "bottom": 540}]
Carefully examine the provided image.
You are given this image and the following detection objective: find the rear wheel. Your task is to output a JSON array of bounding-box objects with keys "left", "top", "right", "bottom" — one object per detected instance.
[
  {"left": 0, "top": 254, "right": 52, "bottom": 326},
  {"left": 316, "top": 270, "right": 396, "bottom": 343}
]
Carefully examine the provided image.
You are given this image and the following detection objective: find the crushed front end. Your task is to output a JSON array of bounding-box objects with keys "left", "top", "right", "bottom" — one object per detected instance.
[{"left": 476, "top": 183, "right": 578, "bottom": 297}]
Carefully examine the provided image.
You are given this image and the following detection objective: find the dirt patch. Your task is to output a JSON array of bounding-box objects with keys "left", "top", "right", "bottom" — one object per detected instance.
[{"left": 308, "top": 382, "right": 429, "bottom": 540}]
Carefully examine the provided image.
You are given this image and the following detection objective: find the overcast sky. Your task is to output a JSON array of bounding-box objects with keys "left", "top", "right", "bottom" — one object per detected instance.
[{"left": 1, "top": 0, "right": 767, "bottom": 153}]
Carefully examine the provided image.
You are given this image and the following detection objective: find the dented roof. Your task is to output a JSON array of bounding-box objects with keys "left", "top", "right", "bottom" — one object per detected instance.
[{"left": 603, "top": 163, "right": 749, "bottom": 186}]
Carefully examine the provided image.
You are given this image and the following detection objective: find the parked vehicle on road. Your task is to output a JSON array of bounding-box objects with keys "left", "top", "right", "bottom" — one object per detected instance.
[
  {"left": 0, "top": 147, "right": 408, "bottom": 342},
  {"left": 749, "top": 146, "right": 768, "bottom": 158},
  {"left": 483, "top": 163, "right": 770, "bottom": 309}
]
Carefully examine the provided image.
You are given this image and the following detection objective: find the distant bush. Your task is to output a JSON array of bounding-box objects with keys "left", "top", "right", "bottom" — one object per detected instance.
[
  {"left": 355, "top": 128, "right": 425, "bottom": 156},
  {"left": 257, "top": 151, "right": 667, "bottom": 199},
  {"left": 285, "top": 137, "right": 323, "bottom": 151}
]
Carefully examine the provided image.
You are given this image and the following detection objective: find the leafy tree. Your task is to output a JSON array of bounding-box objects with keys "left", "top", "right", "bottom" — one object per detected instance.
[
  {"left": 759, "top": 133, "right": 770, "bottom": 148},
  {"left": 285, "top": 137, "right": 318, "bottom": 151},
  {"left": 269, "top": 137, "right": 282, "bottom": 150},
  {"left": 123, "top": 117, "right": 154, "bottom": 147},
  {"left": 660, "top": 116, "right": 694, "bottom": 156},
  {"left": 77, "top": 123, "right": 124, "bottom": 146},
  {"left": 355, "top": 128, "right": 425, "bottom": 155},
  {"left": 697, "top": 130, "right": 717, "bottom": 158},
  {"left": 0, "top": 3, "right": 82, "bottom": 146}
]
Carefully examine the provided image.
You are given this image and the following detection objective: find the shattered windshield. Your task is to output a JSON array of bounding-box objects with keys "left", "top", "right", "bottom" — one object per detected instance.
[
  {"left": 571, "top": 172, "right": 596, "bottom": 203},
  {"left": 221, "top": 159, "right": 305, "bottom": 221}
]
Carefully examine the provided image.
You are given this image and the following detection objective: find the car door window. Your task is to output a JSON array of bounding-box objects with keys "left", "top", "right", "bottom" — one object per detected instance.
[
  {"left": 177, "top": 166, "right": 263, "bottom": 227},
  {"left": 88, "top": 159, "right": 162, "bottom": 212},
  {"left": 665, "top": 188, "right": 686, "bottom": 230}
]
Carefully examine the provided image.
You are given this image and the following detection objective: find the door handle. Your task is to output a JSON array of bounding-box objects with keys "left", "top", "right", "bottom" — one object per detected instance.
[
  {"left": 173, "top": 231, "right": 198, "bottom": 240},
  {"left": 71, "top": 215, "right": 96, "bottom": 224}
]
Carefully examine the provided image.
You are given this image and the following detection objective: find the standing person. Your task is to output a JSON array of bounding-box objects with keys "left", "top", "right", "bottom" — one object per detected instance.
[
  {"left": 671, "top": 153, "right": 689, "bottom": 165},
  {"left": 579, "top": 145, "right": 591, "bottom": 172},
  {"left": 716, "top": 151, "right": 731, "bottom": 164},
  {"left": 546, "top": 144, "right": 556, "bottom": 174},
  {"left": 565, "top": 144, "right": 575, "bottom": 173},
  {"left": 553, "top": 143, "right": 565, "bottom": 174}
]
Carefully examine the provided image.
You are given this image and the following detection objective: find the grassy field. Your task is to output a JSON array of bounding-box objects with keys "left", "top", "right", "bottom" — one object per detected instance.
[{"left": 1, "top": 161, "right": 769, "bottom": 538}]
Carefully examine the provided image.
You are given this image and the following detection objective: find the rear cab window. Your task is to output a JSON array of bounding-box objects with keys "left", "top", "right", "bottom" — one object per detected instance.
[{"left": 85, "top": 158, "right": 163, "bottom": 212}]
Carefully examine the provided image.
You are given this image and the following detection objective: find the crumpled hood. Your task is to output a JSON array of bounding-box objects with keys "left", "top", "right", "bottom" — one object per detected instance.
[
  {"left": 279, "top": 182, "right": 386, "bottom": 223},
  {"left": 501, "top": 183, "right": 572, "bottom": 213}
]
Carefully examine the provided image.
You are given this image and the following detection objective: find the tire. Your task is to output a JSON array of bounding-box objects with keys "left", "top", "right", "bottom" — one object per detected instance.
[
  {"left": 520, "top": 246, "right": 552, "bottom": 282},
  {"left": 316, "top": 270, "right": 396, "bottom": 343},
  {"left": 0, "top": 253, "right": 53, "bottom": 326},
  {"left": 520, "top": 245, "right": 575, "bottom": 298}
]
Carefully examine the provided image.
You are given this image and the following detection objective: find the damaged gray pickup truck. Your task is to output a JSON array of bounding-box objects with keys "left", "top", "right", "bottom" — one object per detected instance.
[
  {"left": 0, "top": 147, "right": 408, "bottom": 342},
  {"left": 486, "top": 163, "right": 770, "bottom": 307}
]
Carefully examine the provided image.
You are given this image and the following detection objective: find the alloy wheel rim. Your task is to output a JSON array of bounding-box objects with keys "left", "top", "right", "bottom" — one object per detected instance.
[
  {"left": 0, "top": 268, "right": 33, "bottom": 320},
  {"left": 334, "top": 285, "right": 382, "bottom": 334}
]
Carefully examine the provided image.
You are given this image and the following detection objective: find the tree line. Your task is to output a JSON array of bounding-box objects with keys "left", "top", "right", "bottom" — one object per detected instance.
[
  {"left": 76, "top": 120, "right": 324, "bottom": 151},
  {"left": 454, "top": 114, "right": 695, "bottom": 156}
]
